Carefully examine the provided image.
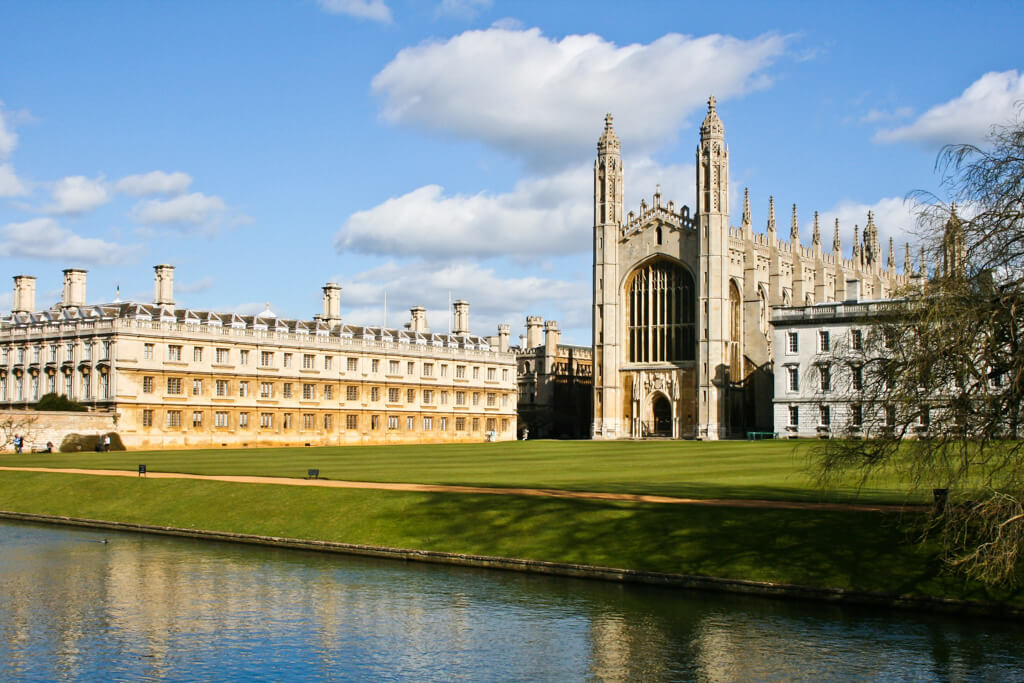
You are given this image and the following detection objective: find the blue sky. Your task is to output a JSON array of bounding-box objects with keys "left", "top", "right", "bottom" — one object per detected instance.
[{"left": 2, "top": 0, "right": 1022, "bottom": 344}]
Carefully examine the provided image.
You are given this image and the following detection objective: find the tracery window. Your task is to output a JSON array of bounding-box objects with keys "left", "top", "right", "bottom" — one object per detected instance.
[{"left": 626, "top": 260, "right": 695, "bottom": 363}]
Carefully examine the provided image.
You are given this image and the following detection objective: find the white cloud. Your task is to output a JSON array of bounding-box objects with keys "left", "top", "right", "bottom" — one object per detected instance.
[
  {"left": 130, "top": 192, "right": 226, "bottom": 227},
  {"left": 490, "top": 17, "right": 523, "bottom": 30},
  {"left": 372, "top": 28, "right": 786, "bottom": 167},
  {"left": 46, "top": 175, "right": 111, "bottom": 215},
  {"left": 177, "top": 275, "right": 215, "bottom": 295},
  {"left": 0, "top": 218, "right": 140, "bottom": 265},
  {"left": 859, "top": 107, "right": 913, "bottom": 124},
  {"left": 317, "top": 0, "right": 392, "bottom": 22},
  {"left": 0, "top": 163, "right": 27, "bottom": 197},
  {"left": 436, "top": 0, "right": 491, "bottom": 19},
  {"left": 796, "top": 196, "right": 919, "bottom": 260},
  {"left": 876, "top": 70, "right": 1024, "bottom": 146},
  {"left": 338, "top": 157, "right": 694, "bottom": 260},
  {"left": 0, "top": 103, "right": 17, "bottom": 161},
  {"left": 115, "top": 170, "right": 192, "bottom": 196}
]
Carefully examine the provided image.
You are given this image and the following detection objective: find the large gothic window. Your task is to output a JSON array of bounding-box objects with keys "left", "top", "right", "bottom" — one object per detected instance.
[{"left": 627, "top": 260, "right": 696, "bottom": 363}]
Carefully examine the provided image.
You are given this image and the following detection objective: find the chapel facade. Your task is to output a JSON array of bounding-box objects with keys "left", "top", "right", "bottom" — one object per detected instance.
[{"left": 592, "top": 97, "right": 914, "bottom": 440}]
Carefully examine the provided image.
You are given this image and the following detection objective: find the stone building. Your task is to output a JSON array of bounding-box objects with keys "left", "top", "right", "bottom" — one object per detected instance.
[
  {"left": 0, "top": 265, "right": 517, "bottom": 449},
  {"left": 514, "top": 316, "right": 593, "bottom": 439},
  {"left": 592, "top": 98, "right": 913, "bottom": 439}
]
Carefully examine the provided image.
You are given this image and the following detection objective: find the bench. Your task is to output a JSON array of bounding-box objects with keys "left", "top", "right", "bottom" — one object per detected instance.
[
  {"left": 306, "top": 468, "right": 320, "bottom": 480},
  {"left": 746, "top": 431, "right": 778, "bottom": 440}
]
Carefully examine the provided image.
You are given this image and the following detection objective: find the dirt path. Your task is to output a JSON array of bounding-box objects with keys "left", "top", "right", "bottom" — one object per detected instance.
[{"left": 0, "top": 466, "right": 917, "bottom": 512}]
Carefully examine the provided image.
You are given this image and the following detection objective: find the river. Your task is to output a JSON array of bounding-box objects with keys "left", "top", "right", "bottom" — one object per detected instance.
[{"left": 1, "top": 520, "right": 1021, "bottom": 681}]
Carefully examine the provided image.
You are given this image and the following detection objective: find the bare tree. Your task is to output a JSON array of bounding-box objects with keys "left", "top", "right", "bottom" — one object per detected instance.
[
  {"left": 0, "top": 412, "right": 41, "bottom": 452},
  {"left": 816, "top": 108, "right": 1024, "bottom": 586}
]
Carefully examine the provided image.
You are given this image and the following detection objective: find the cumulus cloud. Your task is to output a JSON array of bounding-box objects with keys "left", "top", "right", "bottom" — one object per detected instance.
[
  {"left": 115, "top": 170, "right": 192, "bottom": 196},
  {"left": 0, "top": 104, "right": 17, "bottom": 161},
  {"left": 876, "top": 70, "right": 1024, "bottom": 146},
  {"left": 0, "top": 103, "right": 28, "bottom": 197},
  {"left": 372, "top": 27, "right": 786, "bottom": 167},
  {"left": 0, "top": 163, "right": 27, "bottom": 197},
  {"left": 0, "top": 218, "right": 140, "bottom": 265},
  {"left": 792, "top": 196, "right": 919, "bottom": 260},
  {"left": 337, "top": 157, "right": 694, "bottom": 260},
  {"left": 317, "top": 0, "right": 392, "bottom": 22},
  {"left": 130, "top": 192, "right": 226, "bottom": 227},
  {"left": 46, "top": 175, "right": 111, "bottom": 215}
]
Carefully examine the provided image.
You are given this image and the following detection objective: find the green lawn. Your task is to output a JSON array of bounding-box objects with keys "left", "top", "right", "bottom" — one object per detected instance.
[
  {"left": 2, "top": 470, "right": 1018, "bottom": 606},
  {"left": 3, "top": 439, "right": 919, "bottom": 504}
]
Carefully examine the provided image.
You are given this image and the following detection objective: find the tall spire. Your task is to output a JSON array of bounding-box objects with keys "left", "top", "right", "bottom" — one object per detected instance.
[
  {"left": 832, "top": 218, "right": 841, "bottom": 254},
  {"left": 888, "top": 237, "right": 895, "bottom": 270},
  {"left": 597, "top": 112, "right": 620, "bottom": 155},
  {"left": 700, "top": 95, "right": 724, "bottom": 140},
  {"left": 863, "top": 211, "right": 879, "bottom": 265},
  {"left": 767, "top": 196, "right": 776, "bottom": 234},
  {"left": 853, "top": 224, "right": 861, "bottom": 264},
  {"left": 790, "top": 204, "right": 799, "bottom": 242},
  {"left": 812, "top": 211, "right": 821, "bottom": 247},
  {"left": 919, "top": 245, "right": 926, "bottom": 277},
  {"left": 742, "top": 187, "right": 751, "bottom": 227},
  {"left": 904, "top": 242, "right": 912, "bottom": 274}
]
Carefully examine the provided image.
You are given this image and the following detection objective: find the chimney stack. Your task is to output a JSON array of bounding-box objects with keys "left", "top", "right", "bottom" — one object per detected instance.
[
  {"left": 409, "top": 305, "right": 429, "bottom": 333},
  {"left": 12, "top": 275, "right": 36, "bottom": 315},
  {"left": 525, "top": 316, "right": 543, "bottom": 349},
  {"left": 153, "top": 264, "right": 175, "bottom": 307},
  {"left": 452, "top": 300, "right": 470, "bottom": 335},
  {"left": 62, "top": 269, "right": 87, "bottom": 308},
  {"left": 498, "top": 324, "right": 510, "bottom": 353},
  {"left": 845, "top": 279, "right": 860, "bottom": 303},
  {"left": 322, "top": 283, "right": 341, "bottom": 325},
  {"left": 544, "top": 320, "right": 561, "bottom": 352}
]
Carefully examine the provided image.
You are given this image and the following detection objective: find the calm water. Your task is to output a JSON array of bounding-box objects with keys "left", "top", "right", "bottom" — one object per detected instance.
[{"left": 1, "top": 520, "right": 1022, "bottom": 682}]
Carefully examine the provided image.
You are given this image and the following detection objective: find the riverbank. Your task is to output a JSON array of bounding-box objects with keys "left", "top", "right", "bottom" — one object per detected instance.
[{"left": 1, "top": 470, "right": 1020, "bottom": 616}]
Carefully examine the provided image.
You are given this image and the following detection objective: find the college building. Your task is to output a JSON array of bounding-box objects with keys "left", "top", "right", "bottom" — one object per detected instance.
[{"left": 0, "top": 265, "right": 517, "bottom": 449}]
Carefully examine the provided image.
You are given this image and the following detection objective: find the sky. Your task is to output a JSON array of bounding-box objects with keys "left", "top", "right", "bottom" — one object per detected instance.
[{"left": 1, "top": 0, "right": 1022, "bottom": 345}]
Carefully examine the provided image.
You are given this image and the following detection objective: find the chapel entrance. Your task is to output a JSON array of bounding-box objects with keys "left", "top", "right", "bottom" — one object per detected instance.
[{"left": 651, "top": 395, "right": 672, "bottom": 437}]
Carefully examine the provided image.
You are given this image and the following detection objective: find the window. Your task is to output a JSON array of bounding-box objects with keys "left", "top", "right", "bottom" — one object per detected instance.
[
  {"left": 260, "top": 412, "right": 273, "bottom": 428},
  {"left": 818, "top": 331, "right": 830, "bottom": 352},
  {"left": 167, "top": 377, "right": 182, "bottom": 395},
  {"left": 487, "top": 367, "right": 496, "bottom": 381},
  {"left": 406, "top": 416, "right": 415, "bottom": 430},
  {"left": 370, "top": 387, "right": 380, "bottom": 402},
  {"left": 103, "top": 341, "right": 111, "bottom": 359},
  {"left": 192, "top": 379, "right": 203, "bottom": 396},
  {"left": 46, "top": 374, "right": 55, "bottom": 394},
  {"left": 441, "top": 364, "right": 448, "bottom": 377},
  {"left": 65, "top": 343, "right": 75, "bottom": 362},
  {"left": 371, "top": 415, "right": 380, "bottom": 430},
  {"left": 193, "top": 347, "right": 203, "bottom": 362},
  {"left": 407, "top": 361, "right": 415, "bottom": 375},
  {"left": 388, "top": 415, "right": 399, "bottom": 430},
  {"left": 472, "top": 418, "right": 480, "bottom": 432},
  {"left": 346, "top": 414, "right": 358, "bottom": 430},
  {"left": 100, "top": 373, "right": 110, "bottom": 399},
  {"left": 239, "top": 381, "right": 249, "bottom": 397},
  {"left": 303, "top": 413, "right": 315, "bottom": 430},
  {"left": 486, "top": 418, "right": 496, "bottom": 432},
  {"left": 1, "top": 347, "right": 8, "bottom": 364},
  {"left": 851, "top": 329, "right": 863, "bottom": 351},
  {"left": 324, "top": 414, "right": 333, "bottom": 430},
  {"left": 324, "top": 385, "right": 333, "bottom": 400},
  {"left": 260, "top": 382, "right": 274, "bottom": 398},
  {"left": 787, "top": 332, "right": 798, "bottom": 354},
  {"left": 423, "top": 390, "right": 433, "bottom": 404},
  {"left": 215, "top": 411, "right": 229, "bottom": 428},
  {"left": 284, "top": 413, "right": 293, "bottom": 428},
  {"left": 851, "top": 404, "right": 863, "bottom": 427},
  {"left": 167, "top": 410, "right": 181, "bottom": 428},
  {"left": 346, "top": 385, "right": 359, "bottom": 401},
  {"left": 455, "top": 417, "right": 466, "bottom": 431},
  {"left": 851, "top": 366, "right": 863, "bottom": 391},
  {"left": 371, "top": 359, "right": 379, "bottom": 373},
  {"left": 283, "top": 353, "right": 292, "bottom": 368},
  {"left": 388, "top": 387, "right": 400, "bottom": 403},
  {"left": 501, "top": 419, "right": 509, "bottom": 432},
  {"left": 787, "top": 367, "right": 799, "bottom": 392},
  {"left": 502, "top": 368, "right": 509, "bottom": 382},
  {"left": 192, "top": 411, "right": 203, "bottom": 428},
  {"left": 627, "top": 260, "right": 697, "bottom": 362},
  {"left": 439, "top": 416, "right": 448, "bottom": 431},
  {"left": 239, "top": 412, "right": 249, "bottom": 428},
  {"left": 216, "top": 348, "right": 230, "bottom": 363},
  {"left": 49, "top": 345, "right": 57, "bottom": 362},
  {"left": 282, "top": 383, "right": 293, "bottom": 398},
  {"left": 324, "top": 356, "right": 333, "bottom": 370},
  {"left": 143, "top": 343, "right": 154, "bottom": 360},
  {"left": 456, "top": 365, "right": 466, "bottom": 379},
  {"left": 819, "top": 405, "right": 830, "bottom": 427},
  {"left": 143, "top": 376, "right": 154, "bottom": 393},
  {"left": 440, "top": 391, "right": 448, "bottom": 405},
  {"left": 472, "top": 392, "right": 480, "bottom": 406},
  {"left": 142, "top": 409, "right": 153, "bottom": 427},
  {"left": 819, "top": 365, "right": 831, "bottom": 392},
  {"left": 239, "top": 350, "right": 250, "bottom": 365},
  {"left": 84, "top": 343, "right": 92, "bottom": 362},
  {"left": 456, "top": 391, "right": 466, "bottom": 406},
  {"left": 487, "top": 392, "right": 496, "bottom": 407},
  {"left": 303, "top": 354, "right": 315, "bottom": 369},
  {"left": 347, "top": 357, "right": 359, "bottom": 372},
  {"left": 885, "top": 405, "right": 896, "bottom": 427},
  {"left": 211, "top": 379, "right": 227, "bottom": 397},
  {"left": 406, "top": 388, "right": 415, "bottom": 403},
  {"left": 473, "top": 367, "right": 480, "bottom": 380},
  {"left": 168, "top": 345, "right": 182, "bottom": 361},
  {"left": 788, "top": 405, "right": 799, "bottom": 427},
  {"left": 389, "top": 360, "right": 400, "bottom": 375},
  {"left": 423, "top": 363, "right": 433, "bottom": 377},
  {"left": 423, "top": 416, "right": 433, "bottom": 431},
  {"left": 303, "top": 383, "right": 315, "bottom": 400},
  {"left": 260, "top": 351, "right": 273, "bottom": 367}
]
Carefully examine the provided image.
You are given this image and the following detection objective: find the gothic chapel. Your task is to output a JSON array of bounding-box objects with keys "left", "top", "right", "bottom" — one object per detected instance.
[{"left": 592, "top": 97, "right": 911, "bottom": 439}]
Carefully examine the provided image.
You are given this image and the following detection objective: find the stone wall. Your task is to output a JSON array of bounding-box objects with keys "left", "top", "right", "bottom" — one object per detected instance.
[{"left": 0, "top": 409, "right": 120, "bottom": 452}]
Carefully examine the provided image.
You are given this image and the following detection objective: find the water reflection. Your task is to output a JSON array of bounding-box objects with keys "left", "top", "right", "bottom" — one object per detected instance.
[{"left": 1, "top": 520, "right": 1021, "bottom": 681}]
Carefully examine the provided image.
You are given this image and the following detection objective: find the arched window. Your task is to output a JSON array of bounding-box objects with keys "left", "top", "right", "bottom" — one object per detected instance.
[
  {"left": 729, "top": 280, "right": 742, "bottom": 342},
  {"left": 627, "top": 260, "right": 696, "bottom": 363}
]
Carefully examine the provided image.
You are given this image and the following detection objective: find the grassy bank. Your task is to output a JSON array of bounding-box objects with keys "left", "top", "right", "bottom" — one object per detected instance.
[
  {"left": 2, "top": 440, "right": 923, "bottom": 504},
  {"left": 1, "top": 470, "right": 1019, "bottom": 606}
]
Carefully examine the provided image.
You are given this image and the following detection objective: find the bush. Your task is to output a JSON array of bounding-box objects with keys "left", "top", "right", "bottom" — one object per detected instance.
[{"left": 34, "top": 393, "right": 88, "bottom": 412}]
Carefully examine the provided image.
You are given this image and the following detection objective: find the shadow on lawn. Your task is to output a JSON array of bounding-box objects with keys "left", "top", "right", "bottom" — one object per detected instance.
[{"left": 388, "top": 492, "right": 1020, "bottom": 604}]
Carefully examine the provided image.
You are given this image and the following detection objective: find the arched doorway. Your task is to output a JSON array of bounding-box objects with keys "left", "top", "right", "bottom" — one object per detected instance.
[{"left": 652, "top": 395, "right": 672, "bottom": 437}]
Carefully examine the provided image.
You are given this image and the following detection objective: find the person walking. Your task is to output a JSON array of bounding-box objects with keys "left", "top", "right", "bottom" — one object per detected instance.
[
  {"left": 13, "top": 434, "right": 22, "bottom": 454},
  {"left": 103, "top": 434, "right": 111, "bottom": 452}
]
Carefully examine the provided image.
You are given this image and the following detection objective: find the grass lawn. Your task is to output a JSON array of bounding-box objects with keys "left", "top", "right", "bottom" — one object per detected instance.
[
  {"left": 2, "top": 470, "right": 1019, "bottom": 606},
  {"left": 2, "top": 439, "right": 922, "bottom": 504}
]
